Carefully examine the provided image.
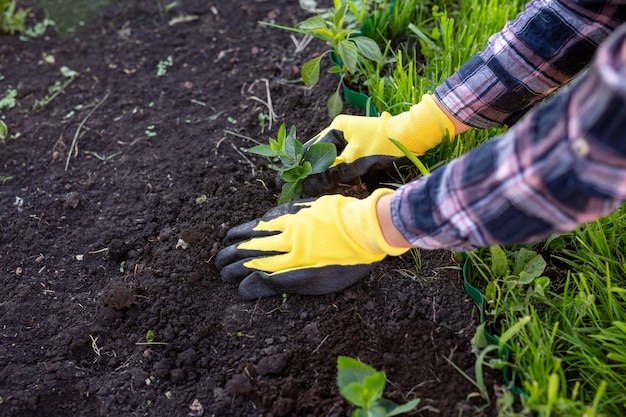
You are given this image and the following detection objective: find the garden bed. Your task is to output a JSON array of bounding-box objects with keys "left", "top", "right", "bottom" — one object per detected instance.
[{"left": 0, "top": 1, "right": 499, "bottom": 415}]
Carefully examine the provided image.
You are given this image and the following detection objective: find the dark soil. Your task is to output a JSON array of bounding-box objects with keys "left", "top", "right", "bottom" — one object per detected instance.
[{"left": 0, "top": 1, "right": 500, "bottom": 416}]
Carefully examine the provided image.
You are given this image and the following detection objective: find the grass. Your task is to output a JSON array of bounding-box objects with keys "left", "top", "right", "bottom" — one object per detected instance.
[{"left": 340, "top": 0, "right": 626, "bottom": 415}]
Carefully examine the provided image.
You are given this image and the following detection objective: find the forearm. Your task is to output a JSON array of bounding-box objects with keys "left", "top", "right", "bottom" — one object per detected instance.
[
  {"left": 379, "top": 24, "right": 626, "bottom": 252},
  {"left": 435, "top": 0, "right": 626, "bottom": 129}
]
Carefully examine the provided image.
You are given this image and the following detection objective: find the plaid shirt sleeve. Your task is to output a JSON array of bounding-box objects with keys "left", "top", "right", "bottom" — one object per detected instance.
[
  {"left": 434, "top": 0, "right": 626, "bottom": 129},
  {"left": 391, "top": 23, "right": 626, "bottom": 251}
]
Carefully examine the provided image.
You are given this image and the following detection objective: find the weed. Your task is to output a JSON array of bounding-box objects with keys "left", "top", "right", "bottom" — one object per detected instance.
[
  {"left": 145, "top": 125, "right": 157, "bottom": 137},
  {"left": 33, "top": 66, "right": 80, "bottom": 111},
  {"left": 0, "top": 88, "right": 17, "bottom": 111},
  {"left": 156, "top": 0, "right": 178, "bottom": 18},
  {"left": 245, "top": 123, "right": 336, "bottom": 203},
  {"left": 156, "top": 55, "right": 173, "bottom": 77},
  {"left": 0, "top": 120, "right": 7, "bottom": 144},
  {"left": 136, "top": 329, "right": 168, "bottom": 346},
  {"left": 337, "top": 356, "right": 420, "bottom": 416}
]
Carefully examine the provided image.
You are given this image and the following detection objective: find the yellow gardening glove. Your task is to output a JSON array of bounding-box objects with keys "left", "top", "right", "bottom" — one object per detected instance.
[
  {"left": 302, "top": 94, "right": 455, "bottom": 196},
  {"left": 215, "top": 188, "right": 409, "bottom": 299}
]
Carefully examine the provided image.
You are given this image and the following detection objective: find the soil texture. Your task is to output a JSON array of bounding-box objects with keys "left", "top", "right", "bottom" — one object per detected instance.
[{"left": 0, "top": 1, "right": 500, "bottom": 416}]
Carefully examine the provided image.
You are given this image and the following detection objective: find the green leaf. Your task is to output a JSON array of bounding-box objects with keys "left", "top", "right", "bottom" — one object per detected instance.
[
  {"left": 276, "top": 123, "right": 286, "bottom": 144},
  {"left": 0, "top": 120, "right": 7, "bottom": 144},
  {"left": 472, "top": 323, "right": 490, "bottom": 349},
  {"left": 341, "top": 382, "right": 369, "bottom": 408},
  {"left": 337, "top": 356, "right": 377, "bottom": 388},
  {"left": 352, "top": 36, "right": 384, "bottom": 64},
  {"left": 279, "top": 180, "right": 302, "bottom": 203},
  {"left": 362, "top": 372, "right": 386, "bottom": 403},
  {"left": 519, "top": 254, "right": 546, "bottom": 283},
  {"left": 283, "top": 129, "right": 300, "bottom": 162},
  {"left": 328, "top": 91, "right": 343, "bottom": 119},
  {"left": 386, "top": 398, "right": 421, "bottom": 416},
  {"left": 337, "top": 39, "right": 358, "bottom": 73},
  {"left": 302, "top": 57, "right": 321, "bottom": 86},
  {"left": 297, "top": 15, "right": 326, "bottom": 31},
  {"left": 333, "top": 3, "right": 347, "bottom": 31},
  {"left": 489, "top": 245, "right": 508, "bottom": 277},
  {"left": 304, "top": 142, "right": 336, "bottom": 174},
  {"left": 245, "top": 143, "right": 277, "bottom": 157},
  {"left": 512, "top": 247, "right": 536, "bottom": 276},
  {"left": 389, "top": 138, "right": 430, "bottom": 176},
  {"left": 281, "top": 163, "right": 312, "bottom": 183}
]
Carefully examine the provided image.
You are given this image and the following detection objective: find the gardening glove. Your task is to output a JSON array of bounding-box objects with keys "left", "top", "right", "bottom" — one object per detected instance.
[
  {"left": 302, "top": 94, "right": 455, "bottom": 196},
  {"left": 215, "top": 188, "right": 409, "bottom": 300}
]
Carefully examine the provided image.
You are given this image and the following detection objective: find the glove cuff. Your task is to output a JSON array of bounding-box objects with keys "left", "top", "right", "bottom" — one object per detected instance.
[
  {"left": 387, "top": 94, "right": 455, "bottom": 155},
  {"left": 341, "top": 188, "right": 410, "bottom": 257}
]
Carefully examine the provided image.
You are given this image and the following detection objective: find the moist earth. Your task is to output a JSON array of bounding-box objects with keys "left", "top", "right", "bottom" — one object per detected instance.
[{"left": 0, "top": 1, "right": 500, "bottom": 416}]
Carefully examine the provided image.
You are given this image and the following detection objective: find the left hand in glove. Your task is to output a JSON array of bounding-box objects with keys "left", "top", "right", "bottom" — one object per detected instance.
[{"left": 215, "top": 188, "right": 410, "bottom": 300}]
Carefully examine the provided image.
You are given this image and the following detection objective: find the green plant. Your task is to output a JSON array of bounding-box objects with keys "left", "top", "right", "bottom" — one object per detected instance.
[
  {"left": 337, "top": 356, "right": 420, "bottom": 417},
  {"left": 136, "top": 329, "right": 168, "bottom": 346},
  {"left": 157, "top": 55, "right": 173, "bottom": 77},
  {"left": 0, "top": 120, "right": 7, "bottom": 144},
  {"left": 156, "top": 0, "right": 178, "bottom": 18},
  {"left": 0, "top": 88, "right": 17, "bottom": 111},
  {"left": 0, "top": 0, "right": 29, "bottom": 35},
  {"left": 0, "top": 0, "right": 53, "bottom": 37},
  {"left": 262, "top": 0, "right": 383, "bottom": 117},
  {"left": 33, "top": 66, "right": 80, "bottom": 111},
  {"left": 245, "top": 123, "right": 336, "bottom": 203}
]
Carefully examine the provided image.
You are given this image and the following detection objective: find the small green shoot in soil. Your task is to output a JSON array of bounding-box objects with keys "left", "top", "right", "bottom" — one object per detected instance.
[
  {"left": 33, "top": 66, "right": 80, "bottom": 111},
  {"left": 156, "top": 55, "right": 173, "bottom": 77},
  {"left": 0, "top": 120, "right": 7, "bottom": 144},
  {"left": 156, "top": 0, "right": 178, "bottom": 18},
  {"left": 337, "top": 356, "right": 420, "bottom": 417},
  {"left": 0, "top": 88, "right": 17, "bottom": 111},
  {"left": 245, "top": 123, "right": 336, "bottom": 203},
  {"left": 145, "top": 124, "right": 157, "bottom": 137},
  {"left": 136, "top": 329, "right": 168, "bottom": 346}
]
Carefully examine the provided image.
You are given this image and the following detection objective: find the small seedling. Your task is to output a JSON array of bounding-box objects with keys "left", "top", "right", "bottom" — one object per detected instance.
[
  {"left": 33, "top": 66, "right": 80, "bottom": 111},
  {"left": 136, "top": 329, "right": 168, "bottom": 346},
  {"left": 245, "top": 123, "right": 336, "bottom": 203},
  {"left": 0, "top": 88, "right": 17, "bottom": 111},
  {"left": 337, "top": 356, "right": 420, "bottom": 417},
  {"left": 156, "top": 55, "right": 173, "bottom": 77},
  {"left": 145, "top": 125, "right": 157, "bottom": 137},
  {"left": 0, "top": 120, "right": 7, "bottom": 144}
]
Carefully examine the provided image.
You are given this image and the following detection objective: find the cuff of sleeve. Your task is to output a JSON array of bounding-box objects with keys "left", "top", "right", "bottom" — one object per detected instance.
[
  {"left": 342, "top": 188, "right": 411, "bottom": 257},
  {"left": 388, "top": 94, "right": 456, "bottom": 155}
]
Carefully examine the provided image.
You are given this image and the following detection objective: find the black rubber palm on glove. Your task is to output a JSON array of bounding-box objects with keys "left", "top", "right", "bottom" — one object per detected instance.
[
  {"left": 215, "top": 189, "right": 409, "bottom": 300},
  {"left": 301, "top": 94, "right": 455, "bottom": 196}
]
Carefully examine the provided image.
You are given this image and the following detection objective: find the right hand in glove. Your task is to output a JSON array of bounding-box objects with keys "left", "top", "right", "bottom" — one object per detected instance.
[
  {"left": 215, "top": 188, "right": 410, "bottom": 300},
  {"left": 301, "top": 94, "right": 456, "bottom": 196}
]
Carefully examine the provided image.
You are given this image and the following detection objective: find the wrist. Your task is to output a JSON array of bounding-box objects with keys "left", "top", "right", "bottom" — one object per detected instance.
[
  {"left": 375, "top": 193, "right": 412, "bottom": 249},
  {"left": 341, "top": 189, "right": 410, "bottom": 256},
  {"left": 431, "top": 95, "right": 472, "bottom": 135},
  {"left": 387, "top": 95, "right": 456, "bottom": 155}
]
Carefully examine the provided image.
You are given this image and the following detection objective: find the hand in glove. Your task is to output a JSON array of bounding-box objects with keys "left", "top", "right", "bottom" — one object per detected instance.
[
  {"left": 302, "top": 94, "right": 455, "bottom": 196},
  {"left": 215, "top": 188, "right": 409, "bottom": 300}
]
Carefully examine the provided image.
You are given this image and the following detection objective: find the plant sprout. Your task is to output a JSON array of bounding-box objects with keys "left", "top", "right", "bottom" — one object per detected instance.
[{"left": 245, "top": 123, "right": 336, "bottom": 203}]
